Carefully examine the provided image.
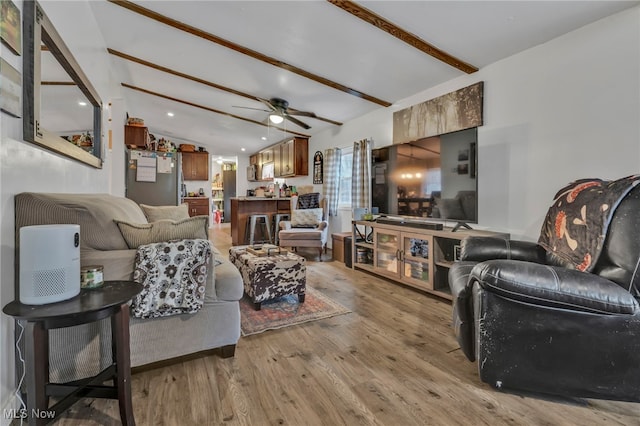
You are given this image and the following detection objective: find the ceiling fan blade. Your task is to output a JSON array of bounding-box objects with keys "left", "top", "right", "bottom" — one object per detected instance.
[
  {"left": 284, "top": 114, "right": 311, "bottom": 130},
  {"left": 287, "top": 107, "right": 343, "bottom": 126},
  {"left": 286, "top": 109, "right": 317, "bottom": 117},
  {"left": 257, "top": 97, "right": 278, "bottom": 112},
  {"left": 232, "top": 105, "right": 270, "bottom": 112}
]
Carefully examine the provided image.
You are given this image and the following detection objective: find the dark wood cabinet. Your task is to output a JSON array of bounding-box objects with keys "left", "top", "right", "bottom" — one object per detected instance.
[
  {"left": 182, "top": 152, "right": 209, "bottom": 180},
  {"left": 249, "top": 137, "right": 308, "bottom": 181},
  {"left": 124, "top": 125, "right": 149, "bottom": 148},
  {"left": 276, "top": 137, "right": 308, "bottom": 177},
  {"left": 260, "top": 148, "right": 274, "bottom": 164},
  {"left": 183, "top": 197, "right": 210, "bottom": 217}
]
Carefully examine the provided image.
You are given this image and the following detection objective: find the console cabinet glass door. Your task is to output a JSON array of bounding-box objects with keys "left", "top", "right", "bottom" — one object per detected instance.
[
  {"left": 374, "top": 229, "right": 400, "bottom": 278},
  {"left": 401, "top": 232, "right": 433, "bottom": 290}
]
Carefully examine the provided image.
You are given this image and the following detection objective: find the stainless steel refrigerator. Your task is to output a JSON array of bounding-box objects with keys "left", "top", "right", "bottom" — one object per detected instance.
[{"left": 125, "top": 149, "right": 182, "bottom": 206}]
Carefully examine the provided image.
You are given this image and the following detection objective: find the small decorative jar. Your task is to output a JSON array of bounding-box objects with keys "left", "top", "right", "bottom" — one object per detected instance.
[{"left": 81, "top": 265, "right": 104, "bottom": 289}]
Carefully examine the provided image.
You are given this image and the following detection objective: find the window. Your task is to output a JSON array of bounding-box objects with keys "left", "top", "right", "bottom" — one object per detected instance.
[{"left": 338, "top": 148, "right": 353, "bottom": 208}]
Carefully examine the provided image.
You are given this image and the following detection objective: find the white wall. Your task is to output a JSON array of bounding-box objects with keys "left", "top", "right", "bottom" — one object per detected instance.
[
  {"left": 0, "top": 2, "right": 118, "bottom": 422},
  {"left": 1, "top": 2, "right": 638, "bottom": 420},
  {"left": 307, "top": 5, "right": 640, "bottom": 242}
]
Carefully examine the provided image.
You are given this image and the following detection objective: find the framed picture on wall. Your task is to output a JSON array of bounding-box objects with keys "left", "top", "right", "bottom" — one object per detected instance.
[
  {"left": 313, "top": 151, "right": 323, "bottom": 184},
  {"left": 0, "top": 58, "right": 21, "bottom": 117},
  {"left": 1, "top": 0, "right": 21, "bottom": 56}
]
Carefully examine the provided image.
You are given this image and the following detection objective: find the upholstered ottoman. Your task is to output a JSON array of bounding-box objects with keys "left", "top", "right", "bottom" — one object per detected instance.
[{"left": 229, "top": 246, "right": 306, "bottom": 310}]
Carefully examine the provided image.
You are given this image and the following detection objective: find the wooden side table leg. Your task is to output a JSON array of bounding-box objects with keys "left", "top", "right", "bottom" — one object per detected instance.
[
  {"left": 24, "top": 321, "right": 48, "bottom": 426},
  {"left": 111, "top": 303, "right": 135, "bottom": 426}
]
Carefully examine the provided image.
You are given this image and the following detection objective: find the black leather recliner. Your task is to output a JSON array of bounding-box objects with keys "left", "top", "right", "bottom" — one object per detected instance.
[{"left": 449, "top": 182, "right": 640, "bottom": 402}]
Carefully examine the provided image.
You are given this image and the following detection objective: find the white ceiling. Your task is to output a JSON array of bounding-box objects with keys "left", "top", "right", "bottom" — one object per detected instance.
[{"left": 66, "top": 0, "right": 638, "bottom": 156}]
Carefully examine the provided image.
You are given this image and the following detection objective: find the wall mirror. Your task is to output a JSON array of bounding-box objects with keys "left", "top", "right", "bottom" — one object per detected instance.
[{"left": 22, "top": 1, "right": 103, "bottom": 168}]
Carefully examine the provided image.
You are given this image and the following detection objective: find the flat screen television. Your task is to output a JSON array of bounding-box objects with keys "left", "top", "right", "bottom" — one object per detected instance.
[{"left": 372, "top": 127, "right": 477, "bottom": 229}]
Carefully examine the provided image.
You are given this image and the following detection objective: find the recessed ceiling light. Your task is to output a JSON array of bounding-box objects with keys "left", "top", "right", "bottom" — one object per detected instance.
[
  {"left": 78, "top": 101, "right": 87, "bottom": 106},
  {"left": 167, "top": 112, "right": 174, "bottom": 117},
  {"left": 241, "top": 148, "right": 246, "bottom": 151},
  {"left": 261, "top": 137, "right": 267, "bottom": 141}
]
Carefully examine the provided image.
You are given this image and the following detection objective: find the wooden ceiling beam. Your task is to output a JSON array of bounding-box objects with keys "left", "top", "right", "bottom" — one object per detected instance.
[
  {"left": 120, "top": 83, "right": 311, "bottom": 138},
  {"left": 108, "top": 48, "right": 342, "bottom": 126},
  {"left": 41, "top": 81, "right": 76, "bottom": 85},
  {"left": 327, "top": 0, "right": 478, "bottom": 74},
  {"left": 108, "top": 0, "right": 391, "bottom": 107}
]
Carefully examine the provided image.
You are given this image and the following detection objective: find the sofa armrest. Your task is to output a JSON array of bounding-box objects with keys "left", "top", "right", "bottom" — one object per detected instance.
[
  {"left": 472, "top": 259, "right": 639, "bottom": 315},
  {"left": 81, "top": 248, "right": 137, "bottom": 281},
  {"left": 448, "top": 261, "right": 479, "bottom": 361},
  {"left": 279, "top": 220, "right": 292, "bottom": 231},
  {"left": 210, "top": 254, "right": 243, "bottom": 302},
  {"left": 318, "top": 220, "right": 329, "bottom": 244},
  {"left": 461, "top": 236, "right": 546, "bottom": 263}
]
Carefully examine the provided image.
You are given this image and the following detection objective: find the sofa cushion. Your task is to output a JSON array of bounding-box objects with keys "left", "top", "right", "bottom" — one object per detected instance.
[
  {"left": 140, "top": 203, "right": 190, "bottom": 222},
  {"left": 115, "top": 216, "right": 208, "bottom": 249},
  {"left": 15, "top": 193, "right": 148, "bottom": 251},
  {"left": 290, "top": 208, "right": 323, "bottom": 227},
  {"left": 279, "top": 228, "right": 323, "bottom": 240}
]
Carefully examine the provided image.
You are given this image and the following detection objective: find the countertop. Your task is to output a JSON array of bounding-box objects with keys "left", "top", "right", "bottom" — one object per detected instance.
[{"left": 233, "top": 197, "right": 292, "bottom": 201}]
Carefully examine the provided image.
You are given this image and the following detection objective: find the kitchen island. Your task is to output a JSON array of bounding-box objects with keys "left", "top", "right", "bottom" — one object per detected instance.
[{"left": 230, "top": 197, "right": 293, "bottom": 245}]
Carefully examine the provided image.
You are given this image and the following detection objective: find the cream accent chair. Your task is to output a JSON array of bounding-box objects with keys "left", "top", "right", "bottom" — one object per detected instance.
[{"left": 278, "top": 197, "right": 328, "bottom": 261}]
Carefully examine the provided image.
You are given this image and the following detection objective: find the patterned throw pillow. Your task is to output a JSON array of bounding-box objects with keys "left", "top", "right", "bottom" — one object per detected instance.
[
  {"left": 290, "top": 208, "right": 323, "bottom": 227},
  {"left": 139, "top": 203, "right": 190, "bottom": 222},
  {"left": 297, "top": 192, "right": 320, "bottom": 209},
  {"left": 115, "top": 216, "right": 208, "bottom": 248},
  {"left": 131, "top": 239, "right": 211, "bottom": 318}
]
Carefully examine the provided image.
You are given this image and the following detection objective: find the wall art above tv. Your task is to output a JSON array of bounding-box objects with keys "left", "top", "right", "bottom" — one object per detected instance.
[{"left": 392, "top": 82, "right": 483, "bottom": 145}]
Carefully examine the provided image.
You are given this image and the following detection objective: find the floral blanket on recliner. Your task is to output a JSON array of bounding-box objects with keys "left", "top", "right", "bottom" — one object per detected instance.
[
  {"left": 131, "top": 239, "right": 211, "bottom": 319},
  {"left": 538, "top": 175, "right": 640, "bottom": 272}
]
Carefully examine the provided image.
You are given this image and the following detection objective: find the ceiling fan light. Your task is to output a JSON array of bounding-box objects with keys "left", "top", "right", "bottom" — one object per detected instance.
[{"left": 269, "top": 113, "right": 284, "bottom": 124}]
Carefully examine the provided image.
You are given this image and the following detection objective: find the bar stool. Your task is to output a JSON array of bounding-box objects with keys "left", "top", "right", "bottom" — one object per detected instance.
[
  {"left": 273, "top": 213, "right": 290, "bottom": 245},
  {"left": 245, "top": 214, "right": 272, "bottom": 245}
]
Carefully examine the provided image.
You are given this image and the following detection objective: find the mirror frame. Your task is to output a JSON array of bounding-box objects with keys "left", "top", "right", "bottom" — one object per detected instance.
[{"left": 22, "top": 1, "right": 103, "bottom": 168}]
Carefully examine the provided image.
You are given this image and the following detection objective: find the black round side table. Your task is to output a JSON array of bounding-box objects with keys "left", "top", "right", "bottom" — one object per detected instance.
[{"left": 3, "top": 281, "right": 142, "bottom": 426}]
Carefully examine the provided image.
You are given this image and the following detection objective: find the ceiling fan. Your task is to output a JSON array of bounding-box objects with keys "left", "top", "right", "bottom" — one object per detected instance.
[{"left": 234, "top": 97, "right": 342, "bottom": 130}]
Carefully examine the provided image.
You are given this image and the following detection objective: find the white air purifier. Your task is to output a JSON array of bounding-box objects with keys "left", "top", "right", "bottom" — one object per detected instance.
[{"left": 19, "top": 224, "right": 81, "bottom": 305}]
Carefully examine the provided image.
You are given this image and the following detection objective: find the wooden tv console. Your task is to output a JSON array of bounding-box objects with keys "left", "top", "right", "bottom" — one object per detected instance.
[{"left": 351, "top": 220, "right": 509, "bottom": 301}]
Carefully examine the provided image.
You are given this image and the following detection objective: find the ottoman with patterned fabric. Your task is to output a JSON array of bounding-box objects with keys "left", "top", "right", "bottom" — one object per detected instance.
[{"left": 229, "top": 246, "right": 306, "bottom": 310}]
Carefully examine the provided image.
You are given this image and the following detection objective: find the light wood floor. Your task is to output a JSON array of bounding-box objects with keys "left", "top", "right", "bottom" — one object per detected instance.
[{"left": 53, "top": 224, "right": 640, "bottom": 425}]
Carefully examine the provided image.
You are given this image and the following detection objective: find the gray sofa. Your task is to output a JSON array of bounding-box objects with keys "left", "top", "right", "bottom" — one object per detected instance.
[{"left": 15, "top": 192, "right": 243, "bottom": 382}]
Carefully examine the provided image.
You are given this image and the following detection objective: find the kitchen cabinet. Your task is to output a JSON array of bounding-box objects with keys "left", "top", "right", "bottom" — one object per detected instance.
[
  {"left": 124, "top": 125, "right": 149, "bottom": 148},
  {"left": 275, "top": 137, "right": 308, "bottom": 177},
  {"left": 249, "top": 137, "right": 308, "bottom": 181},
  {"left": 182, "top": 152, "right": 209, "bottom": 180},
  {"left": 260, "top": 148, "right": 274, "bottom": 164},
  {"left": 352, "top": 220, "right": 509, "bottom": 300},
  {"left": 183, "top": 197, "right": 210, "bottom": 217}
]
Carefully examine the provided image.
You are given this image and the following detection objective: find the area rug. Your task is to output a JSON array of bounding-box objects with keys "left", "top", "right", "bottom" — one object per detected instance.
[{"left": 240, "top": 287, "right": 351, "bottom": 336}]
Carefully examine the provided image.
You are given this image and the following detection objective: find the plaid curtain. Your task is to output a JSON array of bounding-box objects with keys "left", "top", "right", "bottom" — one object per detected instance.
[
  {"left": 352, "top": 139, "right": 372, "bottom": 210},
  {"left": 322, "top": 148, "right": 341, "bottom": 216}
]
